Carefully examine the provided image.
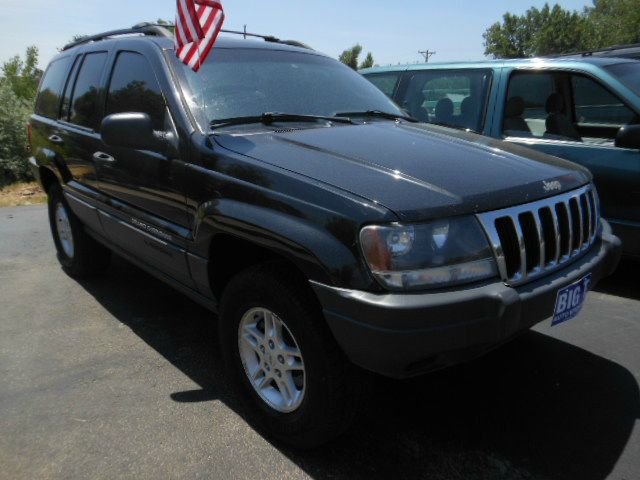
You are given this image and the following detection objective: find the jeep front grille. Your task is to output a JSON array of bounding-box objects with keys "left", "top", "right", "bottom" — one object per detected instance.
[{"left": 476, "top": 184, "right": 599, "bottom": 286}]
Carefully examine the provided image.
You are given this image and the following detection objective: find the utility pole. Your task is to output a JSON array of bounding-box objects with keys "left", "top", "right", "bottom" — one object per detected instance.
[
  {"left": 418, "top": 50, "right": 436, "bottom": 62},
  {"left": 243, "top": 24, "right": 247, "bottom": 39}
]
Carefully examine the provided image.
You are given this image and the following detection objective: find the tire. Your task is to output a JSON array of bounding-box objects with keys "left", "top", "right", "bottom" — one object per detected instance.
[
  {"left": 219, "top": 262, "right": 370, "bottom": 448},
  {"left": 48, "top": 183, "right": 111, "bottom": 277}
]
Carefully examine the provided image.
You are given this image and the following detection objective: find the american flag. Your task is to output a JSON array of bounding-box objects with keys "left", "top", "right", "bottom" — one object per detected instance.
[{"left": 175, "top": 0, "right": 225, "bottom": 72}]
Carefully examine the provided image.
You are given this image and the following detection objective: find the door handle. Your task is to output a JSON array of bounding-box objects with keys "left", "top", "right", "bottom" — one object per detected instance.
[
  {"left": 48, "top": 134, "right": 64, "bottom": 145},
  {"left": 93, "top": 151, "right": 116, "bottom": 163}
]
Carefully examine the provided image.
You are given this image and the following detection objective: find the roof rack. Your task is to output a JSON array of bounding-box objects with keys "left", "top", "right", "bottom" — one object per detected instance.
[
  {"left": 218, "top": 29, "right": 313, "bottom": 50},
  {"left": 548, "top": 42, "right": 640, "bottom": 59},
  {"left": 62, "top": 23, "right": 173, "bottom": 51},
  {"left": 62, "top": 22, "right": 312, "bottom": 51}
]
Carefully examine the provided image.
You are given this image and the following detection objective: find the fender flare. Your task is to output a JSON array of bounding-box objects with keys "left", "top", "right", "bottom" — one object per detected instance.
[{"left": 192, "top": 198, "right": 373, "bottom": 291}]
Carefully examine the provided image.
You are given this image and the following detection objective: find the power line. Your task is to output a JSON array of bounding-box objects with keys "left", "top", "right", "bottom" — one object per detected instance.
[{"left": 418, "top": 50, "right": 436, "bottom": 62}]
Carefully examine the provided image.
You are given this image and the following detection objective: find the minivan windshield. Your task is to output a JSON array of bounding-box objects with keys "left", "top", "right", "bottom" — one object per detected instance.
[
  {"left": 177, "top": 47, "right": 404, "bottom": 129},
  {"left": 605, "top": 62, "right": 640, "bottom": 96}
]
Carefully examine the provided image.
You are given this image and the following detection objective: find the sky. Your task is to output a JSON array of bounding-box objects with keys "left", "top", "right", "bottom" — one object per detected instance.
[{"left": 1, "top": 0, "right": 594, "bottom": 69}]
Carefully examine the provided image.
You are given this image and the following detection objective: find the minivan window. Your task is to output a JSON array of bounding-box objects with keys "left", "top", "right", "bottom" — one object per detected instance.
[
  {"left": 572, "top": 75, "right": 636, "bottom": 128},
  {"left": 400, "top": 69, "right": 492, "bottom": 132},
  {"left": 70, "top": 52, "right": 108, "bottom": 129},
  {"left": 605, "top": 62, "right": 640, "bottom": 96},
  {"left": 35, "top": 57, "right": 73, "bottom": 118},
  {"left": 365, "top": 73, "right": 401, "bottom": 98},
  {"left": 178, "top": 49, "right": 403, "bottom": 129},
  {"left": 106, "top": 52, "right": 166, "bottom": 130},
  {"left": 504, "top": 72, "right": 557, "bottom": 138}
]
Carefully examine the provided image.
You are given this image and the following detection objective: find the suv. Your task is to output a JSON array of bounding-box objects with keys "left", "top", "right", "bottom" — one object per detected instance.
[
  {"left": 31, "top": 24, "right": 621, "bottom": 447},
  {"left": 361, "top": 58, "right": 640, "bottom": 257}
]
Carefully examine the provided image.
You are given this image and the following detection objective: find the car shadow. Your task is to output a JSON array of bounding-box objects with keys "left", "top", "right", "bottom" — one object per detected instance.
[
  {"left": 76, "top": 256, "right": 640, "bottom": 480},
  {"left": 594, "top": 256, "right": 640, "bottom": 301}
]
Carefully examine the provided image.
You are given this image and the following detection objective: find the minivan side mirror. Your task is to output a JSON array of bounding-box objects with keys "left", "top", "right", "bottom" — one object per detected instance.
[
  {"left": 615, "top": 124, "right": 640, "bottom": 150},
  {"left": 101, "top": 113, "right": 162, "bottom": 151}
]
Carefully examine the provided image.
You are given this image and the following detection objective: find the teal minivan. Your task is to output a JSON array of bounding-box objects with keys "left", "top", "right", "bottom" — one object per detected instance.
[{"left": 361, "top": 58, "right": 640, "bottom": 256}]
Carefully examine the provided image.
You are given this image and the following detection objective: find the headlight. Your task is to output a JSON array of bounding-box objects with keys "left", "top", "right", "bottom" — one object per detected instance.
[{"left": 360, "top": 217, "right": 498, "bottom": 290}]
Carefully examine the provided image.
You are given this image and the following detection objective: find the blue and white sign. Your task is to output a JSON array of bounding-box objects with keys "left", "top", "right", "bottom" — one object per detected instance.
[{"left": 552, "top": 274, "right": 592, "bottom": 326}]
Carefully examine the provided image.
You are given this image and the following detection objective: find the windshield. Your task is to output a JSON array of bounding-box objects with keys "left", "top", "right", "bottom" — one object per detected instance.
[
  {"left": 176, "top": 47, "right": 403, "bottom": 129},
  {"left": 605, "top": 62, "right": 640, "bottom": 96}
]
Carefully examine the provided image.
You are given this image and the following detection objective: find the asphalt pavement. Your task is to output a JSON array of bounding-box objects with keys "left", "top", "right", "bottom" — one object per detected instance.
[{"left": 1, "top": 205, "right": 639, "bottom": 480}]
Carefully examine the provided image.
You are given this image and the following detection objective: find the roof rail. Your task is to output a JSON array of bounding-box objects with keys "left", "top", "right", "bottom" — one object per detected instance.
[
  {"left": 548, "top": 42, "right": 640, "bottom": 59},
  {"left": 219, "top": 29, "right": 313, "bottom": 50},
  {"left": 62, "top": 22, "right": 313, "bottom": 52},
  {"left": 62, "top": 23, "right": 173, "bottom": 51}
]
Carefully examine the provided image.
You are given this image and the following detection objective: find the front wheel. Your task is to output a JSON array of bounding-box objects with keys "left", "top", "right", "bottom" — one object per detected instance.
[
  {"left": 48, "top": 184, "right": 111, "bottom": 277},
  {"left": 219, "top": 263, "right": 370, "bottom": 448}
]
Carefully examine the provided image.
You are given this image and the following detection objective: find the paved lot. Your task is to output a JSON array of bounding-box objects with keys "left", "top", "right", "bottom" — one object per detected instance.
[{"left": 1, "top": 204, "right": 639, "bottom": 480}]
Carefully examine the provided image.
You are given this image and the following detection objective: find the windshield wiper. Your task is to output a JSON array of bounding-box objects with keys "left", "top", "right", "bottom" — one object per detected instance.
[
  {"left": 334, "top": 110, "right": 418, "bottom": 123},
  {"left": 210, "top": 112, "right": 354, "bottom": 129}
]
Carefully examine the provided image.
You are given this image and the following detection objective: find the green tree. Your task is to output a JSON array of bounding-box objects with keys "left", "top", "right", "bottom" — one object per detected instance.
[
  {"left": 484, "top": 1, "right": 640, "bottom": 59},
  {"left": 483, "top": 12, "right": 533, "bottom": 58},
  {"left": 0, "top": 46, "right": 39, "bottom": 184},
  {"left": 1, "top": 46, "right": 40, "bottom": 105},
  {"left": 484, "top": 4, "right": 588, "bottom": 58},
  {"left": 0, "top": 83, "right": 31, "bottom": 184},
  {"left": 339, "top": 44, "right": 375, "bottom": 70},
  {"left": 528, "top": 4, "right": 589, "bottom": 56},
  {"left": 584, "top": 0, "right": 640, "bottom": 47},
  {"left": 360, "top": 52, "right": 375, "bottom": 69}
]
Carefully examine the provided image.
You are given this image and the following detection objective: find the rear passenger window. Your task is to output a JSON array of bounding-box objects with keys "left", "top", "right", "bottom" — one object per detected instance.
[
  {"left": 70, "top": 52, "right": 108, "bottom": 129},
  {"left": 365, "top": 73, "right": 400, "bottom": 99},
  {"left": 60, "top": 56, "right": 81, "bottom": 120},
  {"left": 35, "top": 57, "right": 73, "bottom": 118},
  {"left": 105, "top": 52, "right": 165, "bottom": 130}
]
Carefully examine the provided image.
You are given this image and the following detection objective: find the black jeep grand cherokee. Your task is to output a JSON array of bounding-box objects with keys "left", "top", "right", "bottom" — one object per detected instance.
[{"left": 30, "top": 24, "right": 621, "bottom": 447}]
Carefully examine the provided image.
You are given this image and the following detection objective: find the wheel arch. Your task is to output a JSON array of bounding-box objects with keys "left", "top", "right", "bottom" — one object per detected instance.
[
  {"left": 39, "top": 165, "right": 61, "bottom": 193},
  {"left": 192, "top": 199, "right": 374, "bottom": 300},
  {"left": 206, "top": 233, "right": 319, "bottom": 300}
]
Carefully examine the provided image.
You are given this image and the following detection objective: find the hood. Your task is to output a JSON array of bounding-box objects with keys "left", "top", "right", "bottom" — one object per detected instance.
[{"left": 213, "top": 122, "right": 591, "bottom": 222}]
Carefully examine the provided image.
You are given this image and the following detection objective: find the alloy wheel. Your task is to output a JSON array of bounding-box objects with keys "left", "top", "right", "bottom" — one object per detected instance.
[
  {"left": 238, "top": 307, "right": 306, "bottom": 413},
  {"left": 55, "top": 202, "right": 75, "bottom": 258}
]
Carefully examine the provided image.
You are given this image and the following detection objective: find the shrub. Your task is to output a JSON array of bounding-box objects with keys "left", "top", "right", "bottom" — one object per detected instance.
[{"left": 0, "top": 82, "right": 32, "bottom": 185}]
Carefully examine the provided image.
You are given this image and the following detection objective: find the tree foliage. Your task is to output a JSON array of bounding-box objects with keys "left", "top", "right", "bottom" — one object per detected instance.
[
  {"left": 584, "top": 0, "right": 640, "bottom": 47},
  {"left": 360, "top": 52, "right": 375, "bottom": 69},
  {"left": 339, "top": 44, "right": 375, "bottom": 70},
  {"left": 484, "top": 1, "right": 640, "bottom": 58},
  {"left": 0, "top": 46, "right": 40, "bottom": 184},
  {"left": 0, "top": 83, "right": 32, "bottom": 184},
  {"left": 1, "top": 46, "right": 40, "bottom": 104}
]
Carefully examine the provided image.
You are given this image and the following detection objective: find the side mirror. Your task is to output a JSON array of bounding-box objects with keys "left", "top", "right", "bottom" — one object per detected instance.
[
  {"left": 101, "top": 112, "right": 162, "bottom": 151},
  {"left": 615, "top": 124, "right": 640, "bottom": 150}
]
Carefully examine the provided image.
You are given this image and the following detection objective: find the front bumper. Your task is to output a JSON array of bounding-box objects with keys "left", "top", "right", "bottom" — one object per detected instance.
[{"left": 312, "top": 225, "right": 621, "bottom": 378}]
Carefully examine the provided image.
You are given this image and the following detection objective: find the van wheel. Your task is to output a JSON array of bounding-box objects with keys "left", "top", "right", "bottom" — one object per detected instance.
[
  {"left": 48, "top": 184, "right": 111, "bottom": 277},
  {"left": 219, "top": 262, "right": 369, "bottom": 448}
]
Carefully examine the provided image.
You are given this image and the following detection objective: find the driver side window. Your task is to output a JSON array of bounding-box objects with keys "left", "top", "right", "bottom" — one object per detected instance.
[
  {"left": 571, "top": 75, "right": 637, "bottom": 144},
  {"left": 503, "top": 71, "right": 638, "bottom": 146}
]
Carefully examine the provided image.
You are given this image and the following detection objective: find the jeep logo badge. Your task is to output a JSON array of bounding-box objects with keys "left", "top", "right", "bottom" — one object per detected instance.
[{"left": 543, "top": 180, "right": 562, "bottom": 192}]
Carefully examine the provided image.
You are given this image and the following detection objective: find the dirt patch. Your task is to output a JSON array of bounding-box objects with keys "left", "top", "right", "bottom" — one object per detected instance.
[{"left": 0, "top": 182, "right": 47, "bottom": 208}]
